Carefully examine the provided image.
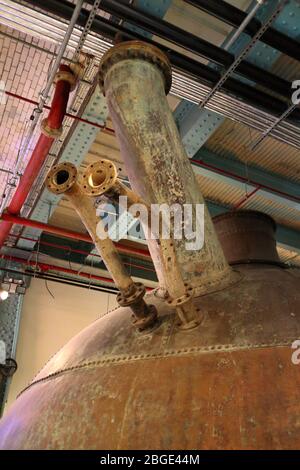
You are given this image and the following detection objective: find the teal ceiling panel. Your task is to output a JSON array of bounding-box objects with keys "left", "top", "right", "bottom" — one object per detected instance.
[
  {"left": 174, "top": 0, "right": 297, "bottom": 158},
  {"left": 18, "top": 87, "right": 108, "bottom": 250},
  {"left": 127, "top": 0, "right": 173, "bottom": 38}
]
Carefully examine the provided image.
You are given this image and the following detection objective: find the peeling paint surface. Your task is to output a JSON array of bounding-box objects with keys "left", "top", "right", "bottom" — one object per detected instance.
[{"left": 101, "top": 45, "right": 234, "bottom": 296}]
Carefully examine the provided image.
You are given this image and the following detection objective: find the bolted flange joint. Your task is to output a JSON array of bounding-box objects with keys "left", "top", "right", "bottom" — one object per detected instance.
[
  {"left": 81, "top": 159, "right": 118, "bottom": 197},
  {"left": 98, "top": 40, "right": 172, "bottom": 95},
  {"left": 54, "top": 69, "right": 77, "bottom": 91},
  {"left": 166, "top": 288, "right": 202, "bottom": 330},
  {"left": 46, "top": 162, "right": 77, "bottom": 194},
  {"left": 117, "top": 282, "right": 158, "bottom": 332},
  {"left": 41, "top": 118, "right": 63, "bottom": 139}
]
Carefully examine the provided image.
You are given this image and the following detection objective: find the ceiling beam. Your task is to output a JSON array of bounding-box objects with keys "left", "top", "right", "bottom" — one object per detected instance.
[
  {"left": 174, "top": 0, "right": 300, "bottom": 158},
  {"left": 184, "top": 0, "right": 300, "bottom": 62},
  {"left": 192, "top": 148, "right": 300, "bottom": 210},
  {"left": 21, "top": 0, "right": 299, "bottom": 118}
]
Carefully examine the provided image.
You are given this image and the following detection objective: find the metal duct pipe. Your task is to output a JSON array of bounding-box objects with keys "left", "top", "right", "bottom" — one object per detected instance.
[
  {"left": 99, "top": 41, "right": 237, "bottom": 297},
  {"left": 46, "top": 162, "right": 157, "bottom": 330},
  {"left": 7, "top": 236, "right": 155, "bottom": 274},
  {"left": 0, "top": 64, "right": 75, "bottom": 248},
  {"left": 82, "top": 159, "right": 201, "bottom": 329},
  {"left": 81, "top": 159, "right": 145, "bottom": 208},
  {"left": 0, "top": 265, "right": 120, "bottom": 294},
  {"left": 223, "top": 0, "right": 263, "bottom": 51},
  {"left": 0, "top": 213, "right": 150, "bottom": 258},
  {"left": 0, "top": 253, "right": 117, "bottom": 286}
]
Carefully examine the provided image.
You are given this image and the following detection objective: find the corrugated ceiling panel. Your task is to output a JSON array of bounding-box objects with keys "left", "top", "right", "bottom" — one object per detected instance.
[
  {"left": 277, "top": 245, "right": 300, "bottom": 264},
  {"left": 196, "top": 173, "right": 246, "bottom": 207},
  {"left": 271, "top": 53, "right": 300, "bottom": 82},
  {"left": 242, "top": 193, "right": 300, "bottom": 231},
  {"left": 205, "top": 119, "right": 300, "bottom": 183}
]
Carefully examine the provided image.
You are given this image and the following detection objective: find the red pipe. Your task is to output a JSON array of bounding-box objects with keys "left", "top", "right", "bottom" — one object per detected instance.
[
  {"left": 5, "top": 90, "right": 115, "bottom": 135},
  {"left": 7, "top": 233, "right": 155, "bottom": 272},
  {"left": 5, "top": 90, "right": 298, "bottom": 202},
  {"left": 0, "top": 65, "right": 74, "bottom": 247},
  {"left": 234, "top": 185, "right": 261, "bottom": 210},
  {"left": 8, "top": 136, "right": 55, "bottom": 214},
  {"left": 190, "top": 158, "right": 300, "bottom": 203},
  {"left": 1, "top": 213, "right": 150, "bottom": 258},
  {"left": 46, "top": 67, "right": 71, "bottom": 129},
  {"left": 0, "top": 253, "right": 153, "bottom": 291}
]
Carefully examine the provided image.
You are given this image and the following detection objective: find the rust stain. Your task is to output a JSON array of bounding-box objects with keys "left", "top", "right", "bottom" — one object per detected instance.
[{"left": 0, "top": 263, "right": 299, "bottom": 449}]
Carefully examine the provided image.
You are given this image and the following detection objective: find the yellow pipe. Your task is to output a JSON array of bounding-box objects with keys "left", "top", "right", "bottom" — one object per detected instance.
[
  {"left": 81, "top": 159, "right": 199, "bottom": 328},
  {"left": 46, "top": 162, "right": 157, "bottom": 331},
  {"left": 46, "top": 162, "right": 134, "bottom": 293}
]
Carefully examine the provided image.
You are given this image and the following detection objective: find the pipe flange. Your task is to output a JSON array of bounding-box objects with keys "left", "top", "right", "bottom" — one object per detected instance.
[
  {"left": 81, "top": 160, "right": 118, "bottom": 197},
  {"left": 41, "top": 118, "right": 63, "bottom": 139},
  {"left": 70, "top": 53, "right": 94, "bottom": 79},
  {"left": 132, "top": 304, "right": 158, "bottom": 331},
  {"left": 117, "top": 282, "right": 146, "bottom": 306},
  {"left": 166, "top": 288, "right": 195, "bottom": 308},
  {"left": 54, "top": 70, "right": 77, "bottom": 91},
  {"left": 99, "top": 40, "right": 172, "bottom": 95},
  {"left": 46, "top": 162, "right": 77, "bottom": 195},
  {"left": 69, "top": 62, "right": 85, "bottom": 80},
  {"left": 177, "top": 318, "right": 200, "bottom": 331}
]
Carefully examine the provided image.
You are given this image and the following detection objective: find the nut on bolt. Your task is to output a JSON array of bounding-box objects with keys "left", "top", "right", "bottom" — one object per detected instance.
[{"left": 117, "top": 282, "right": 158, "bottom": 331}]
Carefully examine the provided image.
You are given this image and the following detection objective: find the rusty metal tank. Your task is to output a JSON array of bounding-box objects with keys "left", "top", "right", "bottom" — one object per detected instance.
[
  {"left": 0, "top": 41, "right": 300, "bottom": 449},
  {"left": 0, "top": 216, "right": 299, "bottom": 450}
]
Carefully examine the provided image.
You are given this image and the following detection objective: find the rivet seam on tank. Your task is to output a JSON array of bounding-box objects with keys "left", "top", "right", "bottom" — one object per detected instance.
[{"left": 18, "top": 338, "right": 297, "bottom": 398}]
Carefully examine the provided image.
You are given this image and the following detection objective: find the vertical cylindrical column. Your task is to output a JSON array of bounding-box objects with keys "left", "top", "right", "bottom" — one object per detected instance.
[{"left": 99, "top": 41, "right": 235, "bottom": 296}]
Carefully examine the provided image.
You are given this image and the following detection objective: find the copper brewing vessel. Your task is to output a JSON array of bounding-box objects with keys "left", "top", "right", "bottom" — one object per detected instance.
[
  {"left": 0, "top": 41, "right": 299, "bottom": 449},
  {"left": 0, "top": 212, "right": 300, "bottom": 449}
]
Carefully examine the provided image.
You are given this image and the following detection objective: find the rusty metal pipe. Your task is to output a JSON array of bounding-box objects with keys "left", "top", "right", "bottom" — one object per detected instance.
[
  {"left": 81, "top": 159, "right": 144, "bottom": 208},
  {"left": 81, "top": 159, "right": 200, "bottom": 328},
  {"left": 46, "top": 162, "right": 157, "bottom": 330},
  {"left": 46, "top": 162, "right": 132, "bottom": 292},
  {"left": 98, "top": 41, "right": 236, "bottom": 297},
  {"left": 81, "top": 159, "right": 151, "bottom": 237}
]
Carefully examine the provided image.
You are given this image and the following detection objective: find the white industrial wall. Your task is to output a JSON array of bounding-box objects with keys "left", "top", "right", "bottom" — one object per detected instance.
[{"left": 4, "top": 278, "right": 117, "bottom": 412}]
